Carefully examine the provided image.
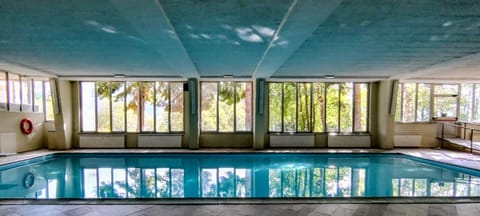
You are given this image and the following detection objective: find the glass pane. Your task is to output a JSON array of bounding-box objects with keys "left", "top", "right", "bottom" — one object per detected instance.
[
  {"left": 430, "top": 182, "right": 454, "bottom": 196},
  {"left": 81, "top": 82, "right": 96, "bottom": 131},
  {"left": 268, "top": 169, "right": 281, "bottom": 197},
  {"left": 475, "top": 84, "right": 480, "bottom": 122},
  {"left": 338, "top": 167, "right": 352, "bottom": 197},
  {"left": 326, "top": 83, "right": 339, "bottom": 132},
  {"left": 283, "top": 83, "right": 296, "bottom": 132},
  {"left": 235, "top": 82, "right": 252, "bottom": 131},
  {"left": 434, "top": 84, "right": 458, "bottom": 95},
  {"left": 127, "top": 168, "right": 140, "bottom": 198},
  {"left": 281, "top": 169, "right": 295, "bottom": 197},
  {"left": 201, "top": 169, "right": 217, "bottom": 197},
  {"left": 111, "top": 82, "right": 125, "bottom": 132},
  {"left": 340, "top": 83, "right": 353, "bottom": 132},
  {"left": 268, "top": 83, "right": 282, "bottom": 132},
  {"left": 414, "top": 179, "right": 427, "bottom": 196},
  {"left": 44, "top": 81, "right": 54, "bottom": 121},
  {"left": 416, "top": 84, "right": 430, "bottom": 122},
  {"left": 0, "top": 72, "right": 6, "bottom": 110},
  {"left": 170, "top": 83, "right": 184, "bottom": 132},
  {"left": 354, "top": 83, "right": 368, "bottom": 131},
  {"left": 392, "top": 179, "right": 399, "bottom": 196},
  {"left": 459, "top": 84, "right": 474, "bottom": 122},
  {"left": 325, "top": 168, "right": 338, "bottom": 197},
  {"left": 352, "top": 169, "right": 365, "bottom": 197},
  {"left": 235, "top": 168, "right": 251, "bottom": 197},
  {"left": 8, "top": 74, "right": 21, "bottom": 111},
  {"left": 156, "top": 168, "right": 170, "bottom": 197},
  {"left": 400, "top": 178, "right": 413, "bottom": 196},
  {"left": 126, "top": 82, "right": 139, "bottom": 132},
  {"left": 171, "top": 169, "right": 184, "bottom": 198},
  {"left": 402, "top": 83, "right": 416, "bottom": 122},
  {"left": 141, "top": 82, "right": 155, "bottom": 132},
  {"left": 21, "top": 78, "right": 33, "bottom": 112},
  {"left": 113, "top": 169, "right": 127, "bottom": 198},
  {"left": 142, "top": 169, "right": 156, "bottom": 197},
  {"left": 297, "top": 83, "right": 311, "bottom": 132},
  {"left": 83, "top": 169, "right": 98, "bottom": 198},
  {"left": 395, "top": 83, "right": 402, "bottom": 122},
  {"left": 98, "top": 168, "right": 112, "bottom": 198},
  {"left": 33, "top": 81, "right": 43, "bottom": 113},
  {"left": 218, "top": 82, "right": 234, "bottom": 132},
  {"left": 201, "top": 82, "right": 217, "bottom": 131},
  {"left": 155, "top": 82, "right": 169, "bottom": 132},
  {"left": 312, "top": 168, "right": 324, "bottom": 197},
  {"left": 218, "top": 168, "right": 235, "bottom": 197},
  {"left": 313, "top": 83, "right": 325, "bottom": 132},
  {"left": 96, "top": 82, "right": 111, "bottom": 132},
  {"left": 434, "top": 97, "right": 457, "bottom": 117}
]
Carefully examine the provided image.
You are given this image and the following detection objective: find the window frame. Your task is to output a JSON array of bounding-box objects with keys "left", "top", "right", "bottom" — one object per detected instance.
[
  {"left": 396, "top": 83, "right": 480, "bottom": 123},
  {"left": 267, "top": 82, "right": 369, "bottom": 134},
  {"left": 79, "top": 81, "right": 185, "bottom": 134},
  {"left": 199, "top": 81, "right": 253, "bottom": 133}
]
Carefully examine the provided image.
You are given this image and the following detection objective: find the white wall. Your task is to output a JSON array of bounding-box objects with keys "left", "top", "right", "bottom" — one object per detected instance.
[{"left": 0, "top": 111, "right": 45, "bottom": 152}]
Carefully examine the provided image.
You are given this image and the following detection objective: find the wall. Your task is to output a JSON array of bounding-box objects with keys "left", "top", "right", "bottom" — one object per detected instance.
[
  {"left": 394, "top": 123, "right": 439, "bottom": 148},
  {"left": 0, "top": 111, "right": 45, "bottom": 152}
]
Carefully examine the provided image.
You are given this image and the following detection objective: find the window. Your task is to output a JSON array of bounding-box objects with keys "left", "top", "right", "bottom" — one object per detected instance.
[
  {"left": 268, "top": 166, "right": 366, "bottom": 197},
  {"left": 80, "top": 81, "right": 184, "bottom": 133},
  {"left": 201, "top": 167, "right": 252, "bottom": 198},
  {"left": 82, "top": 167, "right": 184, "bottom": 198},
  {"left": 44, "top": 81, "right": 55, "bottom": 121},
  {"left": 200, "top": 81, "right": 252, "bottom": 132},
  {"left": 268, "top": 82, "right": 369, "bottom": 133},
  {"left": 8, "top": 73, "right": 21, "bottom": 111},
  {"left": 0, "top": 71, "right": 51, "bottom": 117},
  {"left": 433, "top": 84, "right": 458, "bottom": 118},
  {"left": 0, "top": 72, "right": 6, "bottom": 110},
  {"left": 396, "top": 83, "right": 480, "bottom": 123}
]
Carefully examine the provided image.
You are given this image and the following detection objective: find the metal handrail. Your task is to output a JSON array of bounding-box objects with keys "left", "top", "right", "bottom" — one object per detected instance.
[{"left": 438, "top": 122, "right": 480, "bottom": 153}]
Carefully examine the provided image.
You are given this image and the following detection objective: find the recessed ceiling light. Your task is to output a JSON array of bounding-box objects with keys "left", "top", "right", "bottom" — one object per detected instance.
[
  {"left": 113, "top": 74, "right": 126, "bottom": 78},
  {"left": 324, "top": 75, "right": 335, "bottom": 79}
]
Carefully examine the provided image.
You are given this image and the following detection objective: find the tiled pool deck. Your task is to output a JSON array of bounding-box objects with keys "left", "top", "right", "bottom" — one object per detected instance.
[{"left": 2, "top": 148, "right": 480, "bottom": 216}]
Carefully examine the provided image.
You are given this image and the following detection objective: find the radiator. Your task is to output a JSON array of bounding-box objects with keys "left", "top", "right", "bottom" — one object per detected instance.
[
  {"left": 328, "top": 135, "right": 371, "bottom": 148},
  {"left": 394, "top": 135, "right": 422, "bottom": 147},
  {"left": 0, "top": 133, "right": 16, "bottom": 155},
  {"left": 270, "top": 134, "right": 314, "bottom": 147},
  {"left": 138, "top": 134, "right": 182, "bottom": 148},
  {"left": 79, "top": 134, "right": 125, "bottom": 148}
]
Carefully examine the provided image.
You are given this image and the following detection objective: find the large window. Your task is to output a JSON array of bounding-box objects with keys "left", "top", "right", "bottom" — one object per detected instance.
[
  {"left": 396, "top": 83, "right": 480, "bottom": 123},
  {"left": 268, "top": 82, "right": 369, "bottom": 133},
  {"left": 0, "top": 71, "right": 51, "bottom": 118},
  {"left": 80, "top": 81, "right": 184, "bottom": 133},
  {"left": 200, "top": 81, "right": 252, "bottom": 132}
]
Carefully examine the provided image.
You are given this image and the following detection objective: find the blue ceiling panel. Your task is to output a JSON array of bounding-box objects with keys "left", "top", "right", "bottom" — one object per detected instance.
[{"left": 158, "top": 0, "right": 293, "bottom": 77}]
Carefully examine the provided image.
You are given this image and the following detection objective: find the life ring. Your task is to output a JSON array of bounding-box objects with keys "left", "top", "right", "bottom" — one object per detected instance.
[
  {"left": 20, "top": 118, "right": 33, "bottom": 135},
  {"left": 23, "top": 172, "right": 35, "bottom": 188}
]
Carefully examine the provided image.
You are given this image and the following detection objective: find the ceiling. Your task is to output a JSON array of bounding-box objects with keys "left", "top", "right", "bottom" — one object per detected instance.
[{"left": 0, "top": 0, "right": 479, "bottom": 81}]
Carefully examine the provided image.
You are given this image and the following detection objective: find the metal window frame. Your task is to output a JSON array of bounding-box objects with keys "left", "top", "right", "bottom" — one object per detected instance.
[{"left": 200, "top": 81, "right": 253, "bottom": 133}]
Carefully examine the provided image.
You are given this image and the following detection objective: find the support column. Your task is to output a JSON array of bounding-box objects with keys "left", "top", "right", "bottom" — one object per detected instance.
[
  {"left": 187, "top": 78, "right": 199, "bottom": 149},
  {"left": 371, "top": 80, "right": 397, "bottom": 149},
  {"left": 48, "top": 78, "right": 73, "bottom": 150},
  {"left": 254, "top": 78, "right": 267, "bottom": 149}
]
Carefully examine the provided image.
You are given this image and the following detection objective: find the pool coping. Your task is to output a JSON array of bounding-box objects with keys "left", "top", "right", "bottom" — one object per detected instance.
[{"left": 2, "top": 197, "right": 480, "bottom": 205}]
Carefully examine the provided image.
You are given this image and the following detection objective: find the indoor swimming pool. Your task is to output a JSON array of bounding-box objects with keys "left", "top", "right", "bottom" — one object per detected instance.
[{"left": 1, "top": 153, "right": 480, "bottom": 199}]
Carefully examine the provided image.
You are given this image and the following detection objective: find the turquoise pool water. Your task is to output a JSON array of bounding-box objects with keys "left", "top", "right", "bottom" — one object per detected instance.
[{"left": 1, "top": 153, "right": 480, "bottom": 199}]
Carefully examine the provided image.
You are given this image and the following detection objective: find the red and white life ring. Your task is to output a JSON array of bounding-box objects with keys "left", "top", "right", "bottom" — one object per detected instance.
[{"left": 20, "top": 118, "right": 33, "bottom": 135}]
